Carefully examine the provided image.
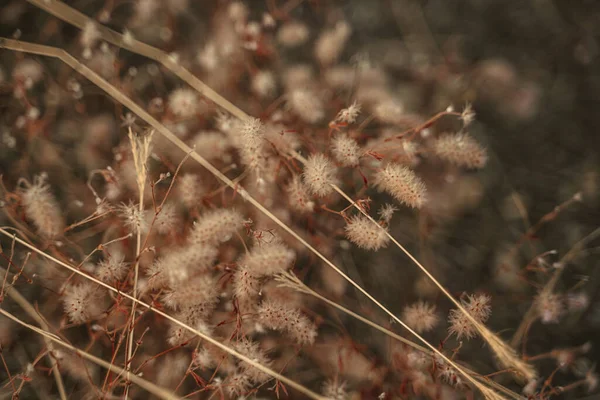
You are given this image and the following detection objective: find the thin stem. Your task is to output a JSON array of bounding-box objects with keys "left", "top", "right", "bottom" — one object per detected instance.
[
  {"left": 0, "top": 36, "right": 514, "bottom": 396},
  {"left": 0, "top": 228, "right": 325, "bottom": 400},
  {"left": 288, "top": 149, "right": 536, "bottom": 382},
  {"left": 0, "top": 307, "right": 178, "bottom": 400},
  {"left": 1, "top": 284, "right": 67, "bottom": 400},
  {"left": 25, "top": 0, "right": 249, "bottom": 121},
  {"left": 124, "top": 127, "right": 150, "bottom": 398},
  {"left": 511, "top": 226, "right": 600, "bottom": 347}
]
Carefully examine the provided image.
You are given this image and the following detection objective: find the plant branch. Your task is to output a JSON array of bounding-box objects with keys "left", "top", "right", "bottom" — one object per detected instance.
[{"left": 0, "top": 227, "right": 325, "bottom": 400}]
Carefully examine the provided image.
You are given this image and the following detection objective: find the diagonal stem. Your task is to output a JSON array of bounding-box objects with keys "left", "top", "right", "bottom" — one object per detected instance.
[
  {"left": 0, "top": 227, "right": 325, "bottom": 400},
  {"left": 0, "top": 36, "right": 515, "bottom": 396},
  {"left": 0, "top": 307, "right": 178, "bottom": 400}
]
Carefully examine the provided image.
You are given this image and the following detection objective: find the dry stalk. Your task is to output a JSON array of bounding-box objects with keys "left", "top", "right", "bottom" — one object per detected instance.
[
  {"left": 11, "top": 4, "right": 532, "bottom": 378},
  {"left": 276, "top": 272, "right": 516, "bottom": 400},
  {"left": 0, "top": 307, "right": 178, "bottom": 400},
  {"left": 0, "top": 36, "right": 514, "bottom": 397},
  {"left": 275, "top": 272, "right": 523, "bottom": 400},
  {"left": 0, "top": 271, "right": 67, "bottom": 400},
  {"left": 0, "top": 227, "right": 326, "bottom": 400},
  {"left": 25, "top": 0, "right": 247, "bottom": 121},
  {"left": 290, "top": 150, "right": 537, "bottom": 382},
  {"left": 124, "top": 127, "right": 153, "bottom": 398}
]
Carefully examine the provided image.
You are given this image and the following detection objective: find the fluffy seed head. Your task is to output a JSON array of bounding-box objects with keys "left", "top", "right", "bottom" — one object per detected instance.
[
  {"left": 20, "top": 175, "right": 64, "bottom": 239},
  {"left": 234, "top": 339, "right": 271, "bottom": 383},
  {"left": 277, "top": 21, "right": 309, "bottom": 47},
  {"left": 314, "top": 21, "right": 351, "bottom": 66},
  {"left": 240, "top": 242, "right": 295, "bottom": 277},
  {"left": 80, "top": 21, "right": 101, "bottom": 50},
  {"left": 162, "top": 275, "right": 219, "bottom": 310},
  {"left": 374, "top": 164, "right": 427, "bottom": 208},
  {"left": 191, "top": 131, "right": 232, "bottom": 162},
  {"left": 251, "top": 70, "right": 277, "bottom": 98},
  {"left": 448, "top": 293, "right": 492, "bottom": 340},
  {"left": 322, "top": 380, "right": 348, "bottom": 400},
  {"left": 303, "top": 154, "right": 338, "bottom": 197},
  {"left": 566, "top": 292, "right": 589, "bottom": 311},
  {"left": 286, "top": 175, "right": 315, "bottom": 213},
  {"left": 373, "top": 99, "right": 404, "bottom": 124},
  {"left": 331, "top": 134, "right": 361, "bottom": 167},
  {"left": 225, "top": 373, "right": 252, "bottom": 397},
  {"left": 154, "top": 202, "right": 181, "bottom": 234},
  {"left": 232, "top": 266, "right": 261, "bottom": 300},
  {"left": 402, "top": 301, "right": 439, "bottom": 333},
  {"left": 536, "top": 292, "right": 564, "bottom": 324},
  {"left": 335, "top": 101, "right": 361, "bottom": 124},
  {"left": 96, "top": 254, "right": 128, "bottom": 283},
  {"left": 63, "top": 283, "right": 105, "bottom": 323},
  {"left": 345, "top": 215, "right": 389, "bottom": 251},
  {"left": 432, "top": 132, "right": 487, "bottom": 169},
  {"left": 176, "top": 173, "right": 206, "bottom": 209},
  {"left": 288, "top": 89, "right": 324, "bottom": 123},
  {"left": 167, "top": 311, "right": 212, "bottom": 346},
  {"left": 378, "top": 203, "right": 397, "bottom": 224},
  {"left": 190, "top": 208, "right": 244, "bottom": 245},
  {"left": 13, "top": 59, "right": 44, "bottom": 88},
  {"left": 461, "top": 103, "right": 476, "bottom": 126},
  {"left": 241, "top": 117, "right": 264, "bottom": 143},
  {"left": 197, "top": 41, "right": 219, "bottom": 71},
  {"left": 258, "top": 300, "right": 317, "bottom": 346},
  {"left": 118, "top": 202, "right": 148, "bottom": 234},
  {"left": 168, "top": 88, "right": 199, "bottom": 118},
  {"left": 238, "top": 118, "right": 267, "bottom": 170},
  {"left": 148, "top": 244, "right": 218, "bottom": 289}
]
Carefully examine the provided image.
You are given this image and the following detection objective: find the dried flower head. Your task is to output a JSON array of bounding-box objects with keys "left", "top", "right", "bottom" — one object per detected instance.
[
  {"left": 461, "top": 103, "right": 476, "bottom": 126},
  {"left": 241, "top": 117, "right": 264, "bottom": 142},
  {"left": 373, "top": 99, "right": 404, "bottom": 124},
  {"left": 19, "top": 175, "right": 64, "bottom": 239},
  {"left": 336, "top": 101, "right": 361, "bottom": 124},
  {"left": 162, "top": 275, "right": 219, "bottom": 310},
  {"left": 63, "top": 283, "right": 105, "bottom": 323},
  {"left": 190, "top": 208, "right": 244, "bottom": 245},
  {"left": 378, "top": 203, "right": 397, "bottom": 224},
  {"left": 232, "top": 266, "right": 261, "bottom": 301},
  {"left": 345, "top": 215, "right": 389, "bottom": 251},
  {"left": 536, "top": 292, "right": 565, "bottom": 324},
  {"left": 80, "top": 21, "right": 100, "bottom": 55},
  {"left": 402, "top": 301, "right": 439, "bottom": 333},
  {"left": 303, "top": 154, "right": 338, "bottom": 197},
  {"left": 168, "top": 88, "right": 199, "bottom": 118},
  {"left": 322, "top": 379, "right": 348, "bottom": 400},
  {"left": 432, "top": 132, "right": 487, "bottom": 169},
  {"left": 288, "top": 89, "right": 324, "bottom": 123},
  {"left": 251, "top": 70, "right": 277, "bottom": 98},
  {"left": 258, "top": 300, "right": 317, "bottom": 346},
  {"left": 154, "top": 202, "right": 181, "bottom": 234},
  {"left": 148, "top": 243, "right": 218, "bottom": 289},
  {"left": 448, "top": 293, "right": 492, "bottom": 340},
  {"left": 277, "top": 21, "right": 310, "bottom": 47},
  {"left": 286, "top": 175, "right": 315, "bottom": 213},
  {"left": 240, "top": 241, "right": 295, "bottom": 277},
  {"left": 315, "top": 21, "right": 351, "bottom": 66},
  {"left": 331, "top": 134, "right": 361, "bottom": 167},
  {"left": 118, "top": 202, "right": 148, "bottom": 234},
  {"left": 234, "top": 339, "right": 272, "bottom": 383},
  {"left": 374, "top": 163, "right": 427, "bottom": 208},
  {"left": 96, "top": 253, "right": 128, "bottom": 283},
  {"left": 176, "top": 173, "right": 206, "bottom": 209}
]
